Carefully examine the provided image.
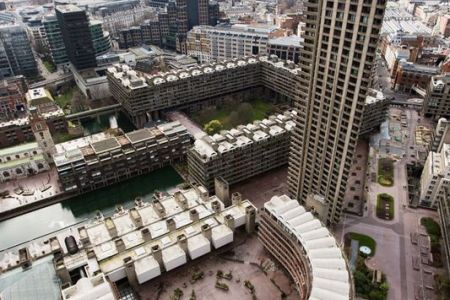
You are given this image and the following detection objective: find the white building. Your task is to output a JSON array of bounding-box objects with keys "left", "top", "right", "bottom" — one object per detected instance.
[
  {"left": 61, "top": 273, "right": 115, "bottom": 300},
  {"left": 0, "top": 142, "right": 49, "bottom": 182},
  {"left": 420, "top": 143, "right": 450, "bottom": 208}
]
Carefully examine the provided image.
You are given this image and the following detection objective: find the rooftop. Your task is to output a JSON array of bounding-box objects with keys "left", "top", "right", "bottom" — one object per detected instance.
[
  {"left": 264, "top": 195, "right": 352, "bottom": 300},
  {"left": 56, "top": 4, "right": 84, "bottom": 14}
]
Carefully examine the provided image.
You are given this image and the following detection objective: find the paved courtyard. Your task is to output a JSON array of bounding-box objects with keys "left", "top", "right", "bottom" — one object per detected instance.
[
  {"left": 136, "top": 233, "right": 298, "bottom": 300},
  {"left": 335, "top": 108, "right": 442, "bottom": 300},
  {"left": 0, "top": 167, "right": 62, "bottom": 213}
]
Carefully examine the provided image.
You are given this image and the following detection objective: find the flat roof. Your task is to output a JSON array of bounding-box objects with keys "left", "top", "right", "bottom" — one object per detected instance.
[
  {"left": 0, "top": 142, "right": 39, "bottom": 157},
  {"left": 90, "top": 137, "right": 121, "bottom": 154}
]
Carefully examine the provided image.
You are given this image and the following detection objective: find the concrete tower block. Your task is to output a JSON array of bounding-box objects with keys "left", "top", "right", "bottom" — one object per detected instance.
[
  {"left": 201, "top": 224, "right": 212, "bottom": 241},
  {"left": 123, "top": 256, "right": 138, "bottom": 290},
  {"left": 211, "top": 200, "right": 221, "bottom": 213},
  {"left": 177, "top": 234, "right": 188, "bottom": 254},
  {"left": 245, "top": 206, "right": 256, "bottom": 234},
  {"left": 225, "top": 214, "right": 235, "bottom": 231},
  {"left": 214, "top": 177, "right": 230, "bottom": 206},
  {"left": 151, "top": 245, "right": 164, "bottom": 271},
  {"left": 153, "top": 200, "right": 166, "bottom": 217},
  {"left": 166, "top": 218, "right": 176, "bottom": 232},
  {"left": 114, "top": 238, "right": 126, "bottom": 252},
  {"left": 232, "top": 192, "right": 243, "bottom": 206},
  {"left": 174, "top": 191, "right": 189, "bottom": 209},
  {"left": 141, "top": 228, "right": 152, "bottom": 242},
  {"left": 190, "top": 209, "right": 199, "bottom": 222},
  {"left": 54, "top": 257, "right": 71, "bottom": 286}
]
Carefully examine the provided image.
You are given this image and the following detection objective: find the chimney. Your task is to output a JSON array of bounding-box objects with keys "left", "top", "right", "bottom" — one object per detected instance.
[
  {"left": 123, "top": 256, "right": 138, "bottom": 290},
  {"left": 224, "top": 214, "right": 235, "bottom": 231},
  {"left": 201, "top": 224, "right": 212, "bottom": 241},
  {"left": 211, "top": 200, "right": 221, "bottom": 213},
  {"left": 166, "top": 218, "right": 176, "bottom": 231},
  {"left": 153, "top": 200, "right": 166, "bottom": 217},
  {"left": 141, "top": 228, "right": 152, "bottom": 242},
  {"left": 105, "top": 217, "right": 118, "bottom": 238},
  {"left": 151, "top": 244, "right": 164, "bottom": 271},
  {"left": 114, "top": 238, "right": 126, "bottom": 252},
  {"left": 174, "top": 191, "right": 189, "bottom": 209},
  {"left": 190, "top": 209, "right": 199, "bottom": 222},
  {"left": 177, "top": 234, "right": 188, "bottom": 254},
  {"left": 129, "top": 208, "right": 143, "bottom": 228},
  {"left": 232, "top": 192, "right": 242, "bottom": 206},
  {"left": 245, "top": 206, "right": 256, "bottom": 234}
]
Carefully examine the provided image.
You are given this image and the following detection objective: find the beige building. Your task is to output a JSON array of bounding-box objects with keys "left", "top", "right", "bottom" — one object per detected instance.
[
  {"left": 258, "top": 195, "right": 353, "bottom": 299},
  {"left": 288, "top": 0, "right": 386, "bottom": 224},
  {"left": 360, "top": 89, "right": 390, "bottom": 136},
  {"left": 188, "top": 111, "right": 296, "bottom": 191},
  {"left": 423, "top": 74, "right": 450, "bottom": 120},
  {"left": 419, "top": 143, "right": 450, "bottom": 208}
]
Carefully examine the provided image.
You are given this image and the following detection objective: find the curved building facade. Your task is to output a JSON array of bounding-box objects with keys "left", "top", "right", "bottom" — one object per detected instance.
[
  {"left": 258, "top": 195, "right": 353, "bottom": 300},
  {"left": 90, "top": 20, "right": 111, "bottom": 56}
]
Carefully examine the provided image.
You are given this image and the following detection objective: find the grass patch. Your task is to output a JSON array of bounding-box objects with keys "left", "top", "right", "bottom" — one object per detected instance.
[
  {"left": 421, "top": 217, "right": 441, "bottom": 239},
  {"left": 378, "top": 158, "right": 394, "bottom": 187},
  {"left": 347, "top": 232, "right": 377, "bottom": 256},
  {"left": 376, "top": 193, "right": 394, "bottom": 220},
  {"left": 55, "top": 87, "right": 74, "bottom": 109},
  {"left": 194, "top": 99, "right": 275, "bottom": 130},
  {"left": 43, "top": 60, "right": 56, "bottom": 73},
  {"left": 53, "top": 133, "right": 77, "bottom": 143}
]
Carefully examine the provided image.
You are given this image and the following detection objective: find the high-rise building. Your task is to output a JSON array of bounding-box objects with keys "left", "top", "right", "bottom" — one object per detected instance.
[
  {"left": 42, "top": 15, "right": 68, "bottom": 66},
  {"left": 56, "top": 5, "right": 97, "bottom": 70},
  {"left": 288, "top": 0, "right": 386, "bottom": 224},
  {"left": 0, "top": 24, "right": 38, "bottom": 78}
]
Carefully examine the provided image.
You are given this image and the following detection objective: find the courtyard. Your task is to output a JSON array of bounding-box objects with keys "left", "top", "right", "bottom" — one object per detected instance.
[{"left": 136, "top": 233, "right": 298, "bottom": 300}]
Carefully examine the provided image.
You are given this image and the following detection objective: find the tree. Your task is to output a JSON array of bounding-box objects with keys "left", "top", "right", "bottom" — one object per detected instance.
[{"left": 204, "top": 120, "right": 223, "bottom": 135}]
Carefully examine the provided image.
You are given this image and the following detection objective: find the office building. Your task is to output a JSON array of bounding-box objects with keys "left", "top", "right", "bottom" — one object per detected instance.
[
  {"left": 42, "top": 15, "right": 69, "bottom": 66},
  {"left": 267, "top": 35, "right": 302, "bottom": 63},
  {"left": 53, "top": 121, "right": 190, "bottom": 193},
  {"left": 423, "top": 74, "right": 450, "bottom": 119},
  {"left": 0, "top": 142, "right": 50, "bottom": 182},
  {"left": 288, "top": 0, "right": 386, "bottom": 224},
  {"left": 89, "top": 20, "right": 111, "bottom": 56},
  {"left": 56, "top": 5, "right": 97, "bottom": 70},
  {"left": 186, "top": 24, "right": 287, "bottom": 63},
  {"left": 258, "top": 195, "right": 353, "bottom": 299},
  {"left": 188, "top": 111, "right": 296, "bottom": 191},
  {"left": 0, "top": 24, "right": 38, "bottom": 78}
]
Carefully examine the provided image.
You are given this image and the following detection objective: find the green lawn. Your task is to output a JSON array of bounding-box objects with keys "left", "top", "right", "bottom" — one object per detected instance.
[
  {"left": 421, "top": 217, "right": 441, "bottom": 239},
  {"left": 378, "top": 158, "right": 394, "bottom": 187},
  {"left": 195, "top": 99, "right": 275, "bottom": 131},
  {"left": 376, "top": 193, "right": 394, "bottom": 220},
  {"left": 347, "top": 232, "right": 377, "bottom": 256},
  {"left": 43, "top": 60, "right": 56, "bottom": 73},
  {"left": 55, "top": 88, "right": 74, "bottom": 109}
]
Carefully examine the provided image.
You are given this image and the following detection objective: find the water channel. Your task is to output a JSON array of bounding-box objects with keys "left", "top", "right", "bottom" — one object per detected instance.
[{"left": 0, "top": 166, "right": 183, "bottom": 250}]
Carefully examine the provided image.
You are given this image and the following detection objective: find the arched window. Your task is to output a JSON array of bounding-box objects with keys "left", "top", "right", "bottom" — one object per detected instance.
[
  {"left": 32, "top": 151, "right": 37, "bottom": 155},
  {"left": 15, "top": 168, "right": 22, "bottom": 175},
  {"left": 3, "top": 171, "right": 9, "bottom": 177},
  {"left": 37, "top": 163, "right": 44, "bottom": 169},
  {"left": 15, "top": 155, "right": 20, "bottom": 159}
]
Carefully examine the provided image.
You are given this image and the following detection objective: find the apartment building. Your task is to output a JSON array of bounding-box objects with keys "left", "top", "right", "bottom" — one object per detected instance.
[
  {"left": 53, "top": 121, "right": 190, "bottom": 193},
  {"left": 392, "top": 61, "right": 440, "bottom": 92},
  {"left": 0, "top": 142, "right": 49, "bottom": 182},
  {"left": 430, "top": 118, "right": 450, "bottom": 153},
  {"left": 0, "top": 76, "right": 27, "bottom": 120},
  {"left": 186, "top": 24, "right": 287, "bottom": 63},
  {"left": 188, "top": 111, "right": 296, "bottom": 191},
  {"left": 360, "top": 89, "right": 390, "bottom": 135},
  {"left": 258, "top": 195, "right": 353, "bottom": 299},
  {"left": 418, "top": 143, "right": 450, "bottom": 208},
  {"left": 106, "top": 56, "right": 299, "bottom": 127},
  {"left": 288, "top": 0, "right": 386, "bottom": 224},
  {"left": 423, "top": 74, "right": 450, "bottom": 119}
]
